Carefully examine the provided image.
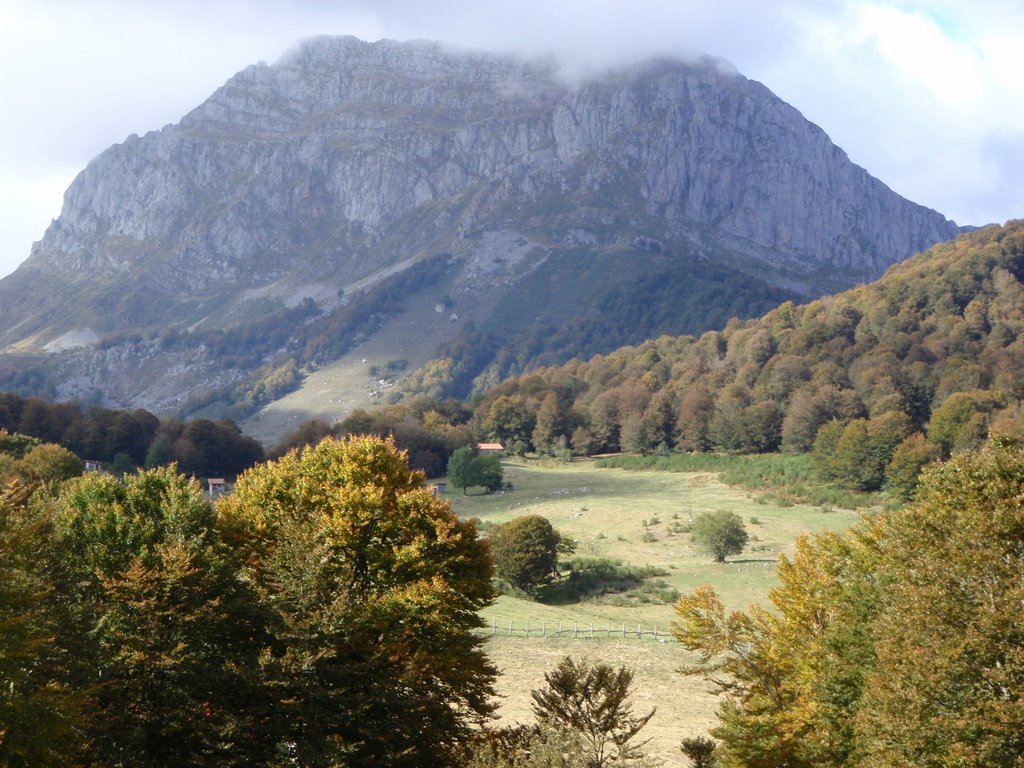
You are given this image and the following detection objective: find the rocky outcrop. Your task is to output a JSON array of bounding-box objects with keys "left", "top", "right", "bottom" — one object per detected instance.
[{"left": 0, "top": 35, "right": 961, "bottom": 355}]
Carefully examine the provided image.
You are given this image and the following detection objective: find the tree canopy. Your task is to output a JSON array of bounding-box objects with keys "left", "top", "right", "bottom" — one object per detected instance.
[
  {"left": 690, "top": 511, "right": 748, "bottom": 563},
  {"left": 217, "top": 435, "right": 497, "bottom": 765},
  {"left": 674, "top": 438, "right": 1024, "bottom": 767},
  {"left": 1, "top": 435, "right": 497, "bottom": 767},
  {"left": 489, "top": 514, "right": 573, "bottom": 594}
]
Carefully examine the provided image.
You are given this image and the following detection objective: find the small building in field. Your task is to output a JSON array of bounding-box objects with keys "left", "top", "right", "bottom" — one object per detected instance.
[
  {"left": 207, "top": 478, "right": 227, "bottom": 499},
  {"left": 429, "top": 482, "right": 447, "bottom": 495},
  {"left": 84, "top": 460, "right": 103, "bottom": 473},
  {"left": 476, "top": 442, "right": 504, "bottom": 454}
]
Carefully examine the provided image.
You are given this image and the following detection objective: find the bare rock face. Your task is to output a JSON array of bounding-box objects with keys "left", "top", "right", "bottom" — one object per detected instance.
[{"left": 0, "top": 35, "right": 962, "bottom": 356}]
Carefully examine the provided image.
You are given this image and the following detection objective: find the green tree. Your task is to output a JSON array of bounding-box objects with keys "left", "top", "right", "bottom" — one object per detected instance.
[
  {"left": 448, "top": 445, "right": 482, "bottom": 494},
  {"left": 680, "top": 736, "right": 718, "bottom": 768},
  {"left": 0, "top": 485, "right": 82, "bottom": 767},
  {"left": 489, "top": 515, "right": 573, "bottom": 594},
  {"left": 884, "top": 432, "right": 942, "bottom": 501},
  {"left": 217, "top": 436, "right": 496, "bottom": 766},
  {"left": 926, "top": 391, "right": 978, "bottom": 454},
  {"left": 448, "top": 447, "right": 503, "bottom": 494},
  {"left": 477, "top": 452, "right": 505, "bottom": 492},
  {"left": 531, "top": 657, "right": 655, "bottom": 768},
  {"left": 690, "top": 511, "right": 748, "bottom": 563},
  {"left": 45, "top": 466, "right": 269, "bottom": 767}
]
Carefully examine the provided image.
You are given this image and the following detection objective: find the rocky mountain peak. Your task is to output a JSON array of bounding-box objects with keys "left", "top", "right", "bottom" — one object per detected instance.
[{"left": 0, "top": 36, "right": 964, "bottom": 426}]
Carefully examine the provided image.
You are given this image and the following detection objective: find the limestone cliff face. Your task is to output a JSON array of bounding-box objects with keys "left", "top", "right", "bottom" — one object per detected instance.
[{"left": 0, "top": 35, "right": 962, "bottom": 355}]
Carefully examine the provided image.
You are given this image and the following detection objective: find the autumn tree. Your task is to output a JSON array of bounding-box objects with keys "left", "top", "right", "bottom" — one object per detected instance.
[
  {"left": 676, "top": 384, "right": 715, "bottom": 452},
  {"left": 675, "top": 438, "right": 1024, "bottom": 767},
  {"left": 483, "top": 396, "right": 535, "bottom": 448},
  {"left": 533, "top": 392, "right": 568, "bottom": 454},
  {"left": 857, "top": 438, "right": 1024, "bottom": 765},
  {"left": 674, "top": 527, "right": 880, "bottom": 767},
  {"left": 217, "top": 436, "right": 496, "bottom": 766},
  {"left": 531, "top": 657, "right": 655, "bottom": 768}
]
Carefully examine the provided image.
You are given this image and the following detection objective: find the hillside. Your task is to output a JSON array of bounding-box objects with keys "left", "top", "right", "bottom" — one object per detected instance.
[
  {"left": 0, "top": 35, "right": 963, "bottom": 434},
  {"left": 459, "top": 221, "right": 1024, "bottom": 464}
]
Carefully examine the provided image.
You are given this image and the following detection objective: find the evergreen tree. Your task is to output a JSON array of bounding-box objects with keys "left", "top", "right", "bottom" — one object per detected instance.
[{"left": 531, "top": 657, "right": 654, "bottom": 768}]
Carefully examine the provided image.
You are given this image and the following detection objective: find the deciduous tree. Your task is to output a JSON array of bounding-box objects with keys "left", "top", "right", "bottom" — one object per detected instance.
[
  {"left": 217, "top": 436, "right": 496, "bottom": 766},
  {"left": 690, "top": 511, "right": 748, "bottom": 563},
  {"left": 489, "top": 515, "right": 573, "bottom": 594}
]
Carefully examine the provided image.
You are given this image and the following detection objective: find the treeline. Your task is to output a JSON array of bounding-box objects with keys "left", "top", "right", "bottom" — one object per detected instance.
[
  {"left": 0, "top": 393, "right": 262, "bottom": 477},
  {"left": 0, "top": 436, "right": 495, "bottom": 766},
  {"left": 424, "top": 222, "right": 1024, "bottom": 496},
  {"left": 274, "top": 396, "right": 476, "bottom": 478}
]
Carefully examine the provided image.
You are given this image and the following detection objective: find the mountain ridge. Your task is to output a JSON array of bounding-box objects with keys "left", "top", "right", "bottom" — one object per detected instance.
[{"left": 0, "top": 36, "right": 967, "bottom": 436}]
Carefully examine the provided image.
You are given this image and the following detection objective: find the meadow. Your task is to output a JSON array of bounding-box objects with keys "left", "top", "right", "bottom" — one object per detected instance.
[{"left": 445, "top": 457, "right": 864, "bottom": 765}]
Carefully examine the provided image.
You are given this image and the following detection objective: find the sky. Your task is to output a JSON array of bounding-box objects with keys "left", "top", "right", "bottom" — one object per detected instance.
[{"left": 1, "top": 0, "right": 1022, "bottom": 280}]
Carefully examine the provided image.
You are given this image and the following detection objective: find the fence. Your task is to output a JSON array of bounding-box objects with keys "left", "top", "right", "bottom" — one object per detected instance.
[{"left": 475, "top": 619, "right": 671, "bottom": 641}]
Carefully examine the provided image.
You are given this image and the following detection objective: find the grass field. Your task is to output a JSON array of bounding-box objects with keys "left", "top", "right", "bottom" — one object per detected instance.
[{"left": 444, "top": 457, "right": 863, "bottom": 765}]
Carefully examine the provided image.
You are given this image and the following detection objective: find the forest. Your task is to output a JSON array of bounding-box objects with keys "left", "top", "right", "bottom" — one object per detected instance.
[{"left": 2, "top": 222, "right": 1024, "bottom": 765}]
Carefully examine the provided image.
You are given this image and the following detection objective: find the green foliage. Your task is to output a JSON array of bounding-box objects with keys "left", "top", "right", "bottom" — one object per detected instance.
[
  {"left": 489, "top": 515, "right": 569, "bottom": 594},
  {"left": 884, "top": 433, "right": 942, "bottom": 501},
  {"left": 447, "top": 446, "right": 505, "bottom": 494},
  {"left": 596, "top": 451, "right": 875, "bottom": 509},
  {"left": 217, "top": 435, "right": 496, "bottom": 766},
  {"left": 675, "top": 438, "right": 1024, "bottom": 767},
  {"left": 0, "top": 485, "right": 82, "bottom": 767},
  {"left": 541, "top": 558, "right": 675, "bottom": 605},
  {"left": 690, "top": 511, "right": 749, "bottom": 563},
  {"left": 531, "top": 656, "right": 655, "bottom": 768},
  {"left": 0, "top": 442, "right": 83, "bottom": 488},
  {"left": 0, "top": 428, "right": 40, "bottom": 459},
  {"left": 857, "top": 439, "right": 1024, "bottom": 765},
  {"left": 680, "top": 736, "right": 718, "bottom": 768},
  {"left": 44, "top": 466, "right": 268, "bottom": 766},
  {"left": 0, "top": 394, "right": 264, "bottom": 479}
]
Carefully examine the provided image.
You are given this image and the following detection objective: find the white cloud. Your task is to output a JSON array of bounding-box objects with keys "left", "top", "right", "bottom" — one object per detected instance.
[{"left": 0, "top": 0, "right": 1021, "bottom": 278}]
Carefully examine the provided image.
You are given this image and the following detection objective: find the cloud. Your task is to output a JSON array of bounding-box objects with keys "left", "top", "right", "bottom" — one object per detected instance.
[{"left": 0, "top": 0, "right": 1021, "bottom": 278}]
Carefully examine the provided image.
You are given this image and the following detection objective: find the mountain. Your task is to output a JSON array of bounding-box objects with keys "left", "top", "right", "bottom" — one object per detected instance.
[{"left": 0, "top": 36, "right": 965, "bottom": 437}]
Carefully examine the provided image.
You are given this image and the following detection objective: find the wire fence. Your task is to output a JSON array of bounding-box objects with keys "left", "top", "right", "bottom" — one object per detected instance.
[{"left": 475, "top": 619, "right": 672, "bottom": 641}]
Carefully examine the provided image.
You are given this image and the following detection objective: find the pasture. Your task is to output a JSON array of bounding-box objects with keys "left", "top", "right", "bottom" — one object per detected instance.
[{"left": 445, "top": 458, "right": 862, "bottom": 764}]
